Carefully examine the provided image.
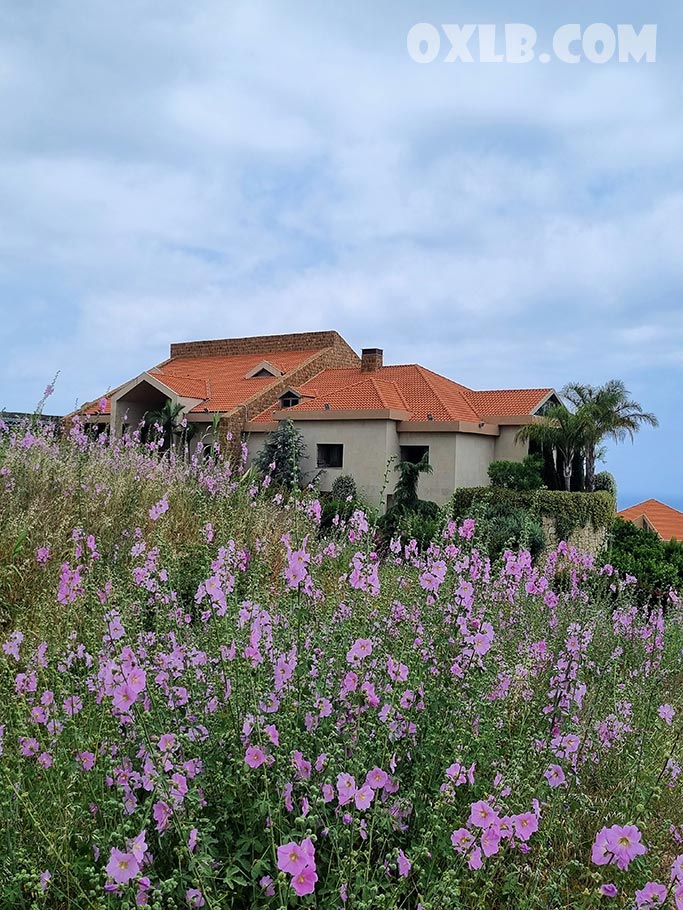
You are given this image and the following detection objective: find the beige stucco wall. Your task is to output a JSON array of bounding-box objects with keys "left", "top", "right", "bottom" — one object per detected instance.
[
  {"left": 247, "top": 422, "right": 402, "bottom": 505},
  {"left": 396, "top": 432, "right": 456, "bottom": 505},
  {"left": 494, "top": 426, "right": 529, "bottom": 462},
  {"left": 454, "top": 433, "right": 496, "bottom": 489},
  {"left": 246, "top": 421, "right": 514, "bottom": 511}
]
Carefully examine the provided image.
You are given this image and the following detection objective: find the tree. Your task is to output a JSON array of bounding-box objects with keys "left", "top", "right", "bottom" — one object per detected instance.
[
  {"left": 253, "top": 420, "right": 306, "bottom": 490},
  {"left": 393, "top": 453, "right": 433, "bottom": 511},
  {"left": 515, "top": 405, "right": 586, "bottom": 492},
  {"left": 562, "top": 381, "right": 658, "bottom": 491},
  {"left": 144, "top": 400, "right": 197, "bottom": 455},
  {"left": 488, "top": 455, "right": 544, "bottom": 491}
]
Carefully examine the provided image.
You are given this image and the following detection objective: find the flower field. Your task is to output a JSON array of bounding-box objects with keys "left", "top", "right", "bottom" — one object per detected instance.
[{"left": 1, "top": 419, "right": 682, "bottom": 909}]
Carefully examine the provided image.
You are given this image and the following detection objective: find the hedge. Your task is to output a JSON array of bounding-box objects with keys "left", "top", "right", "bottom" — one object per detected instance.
[{"left": 450, "top": 488, "right": 615, "bottom": 542}]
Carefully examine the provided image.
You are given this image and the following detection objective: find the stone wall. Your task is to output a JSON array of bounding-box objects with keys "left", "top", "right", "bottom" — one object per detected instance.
[
  {"left": 541, "top": 517, "right": 609, "bottom": 559},
  {"left": 170, "top": 330, "right": 359, "bottom": 362}
]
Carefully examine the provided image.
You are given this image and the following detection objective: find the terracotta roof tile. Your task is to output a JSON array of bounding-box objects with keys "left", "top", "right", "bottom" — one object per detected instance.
[
  {"left": 465, "top": 389, "right": 553, "bottom": 417},
  {"left": 253, "top": 366, "right": 551, "bottom": 424},
  {"left": 617, "top": 499, "right": 683, "bottom": 542}
]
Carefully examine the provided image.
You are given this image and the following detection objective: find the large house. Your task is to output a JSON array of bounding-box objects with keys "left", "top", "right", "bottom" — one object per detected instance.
[{"left": 80, "top": 330, "right": 558, "bottom": 509}]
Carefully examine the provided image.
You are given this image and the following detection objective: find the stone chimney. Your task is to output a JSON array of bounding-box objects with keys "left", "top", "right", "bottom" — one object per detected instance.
[{"left": 360, "top": 348, "right": 383, "bottom": 373}]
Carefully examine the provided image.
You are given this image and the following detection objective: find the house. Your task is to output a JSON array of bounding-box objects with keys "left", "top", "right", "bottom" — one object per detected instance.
[
  {"left": 617, "top": 499, "right": 683, "bottom": 542},
  {"left": 79, "top": 330, "right": 558, "bottom": 509}
]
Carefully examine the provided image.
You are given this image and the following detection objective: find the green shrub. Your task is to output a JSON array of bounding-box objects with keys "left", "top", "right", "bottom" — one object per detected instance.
[
  {"left": 487, "top": 455, "right": 544, "bottom": 491},
  {"left": 594, "top": 471, "right": 617, "bottom": 503},
  {"left": 330, "top": 474, "right": 357, "bottom": 503},
  {"left": 253, "top": 419, "right": 306, "bottom": 490},
  {"left": 607, "top": 517, "right": 683, "bottom": 594},
  {"left": 452, "top": 488, "right": 613, "bottom": 543}
]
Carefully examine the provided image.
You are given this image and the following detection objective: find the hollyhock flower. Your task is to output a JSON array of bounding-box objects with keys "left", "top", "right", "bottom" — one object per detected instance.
[
  {"left": 513, "top": 812, "right": 539, "bottom": 841},
  {"left": 277, "top": 840, "right": 314, "bottom": 876},
  {"left": 469, "top": 800, "right": 499, "bottom": 829},
  {"left": 129, "top": 831, "right": 147, "bottom": 863},
  {"left": 322, "top": 783, "right": 335, "bottom": 803},
  {"left": 599, "top": 883, "right": 618, "bottom": 897},
  {"left": 467, "top": 846, "right": 483, "bottom": 870},
  {"left": 188, "top": 829, "right": 198, "bottom": 853},
  {"left": 291, "top": 866, "right": 318, "bottom": 896},
  {"left": 186, "top": 888, "right": 205, "bottom": 907},
  {"left": 544, "top": 764, "right": 566, "bottom": 788},
  {"left": 153, "top": 800, "right": 172, "bottom": 833},
  {"left": 78, "top": 751, "right": 96, "bottom": 770},
  {"left": 106, "top": 848, "right": 140, "bottom": 884},
  {"left": 658, "top": 704, "right": 675, "bottom": 725},
  {"left": 451, "top": 828, "right": 475, "bottom": 854},
  {"left": 337, "top": 772, "right": 357, "bottom": 806},
  {"left": 635, "top": 882, "right": 667, "bottom": 907},
  {"left": 346, "top": 638, "right": 373, "bottom": 663},
  {"left": 39, "top": 870, "right": 51, "bottom": 891},
  {"left": 592, "top": 827, "right": 613, "bottom": 866},
  {"left": 397, "top": 849, "right": 411, "bottom": 877},
  {"left": 365, "top": 767, "right": 388, "bottom": 790},
  {"left": 260, "top": 876, "right": 275, "bottom": 897},
  {"left": 481, "top": 825, "right": 501, "bottom": 857},
  {"left": 672, "top": 855, "right": 683, "bottom": 881},
  {"left": 245, "top": 746, "right": 267, "bottom": 769},
  {"left": 354, "top": 785, "right": 375, "bottom": 811},
  {"left": 608, "top": 824, "right": 647, "bottom": 870},
  {"left": 63, "top": 696, "right": 83, "bottom": 716}
]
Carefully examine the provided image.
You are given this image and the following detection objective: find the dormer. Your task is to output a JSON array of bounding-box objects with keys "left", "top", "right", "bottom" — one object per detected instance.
[
  {"left": 279, "top": 388, "right": 302, "bottom": 409},
  {"left": 245, "top": 360, "right": 283, "bottom": 380}
]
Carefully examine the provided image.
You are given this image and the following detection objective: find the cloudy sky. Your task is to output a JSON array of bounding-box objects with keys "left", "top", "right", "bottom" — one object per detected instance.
[{"left": 1, "top": 0, "right": 681, "bottom": 508}]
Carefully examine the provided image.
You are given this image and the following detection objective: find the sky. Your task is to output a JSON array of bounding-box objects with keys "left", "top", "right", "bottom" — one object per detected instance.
[{"left": 1, "top": 0, "right": 681, "bottom": 510}]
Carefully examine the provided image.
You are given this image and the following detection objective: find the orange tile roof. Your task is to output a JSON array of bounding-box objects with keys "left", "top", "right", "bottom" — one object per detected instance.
[
  {"left": 253, "top": 365, "right": 551, "bottom": 424},
  {"left": 83, "top": 349, "right": 323, "bottom": 417},
  {"left": 617, "top": 499, "right": 683, "bottom": 542},
  {"left": 465, "top": 389, "right": 553, "bottom": 417}
]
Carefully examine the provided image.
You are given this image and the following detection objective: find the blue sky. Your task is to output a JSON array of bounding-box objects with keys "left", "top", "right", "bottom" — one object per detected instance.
[{"left": 1, "top": 1, "right": 681, "bottom": 509}]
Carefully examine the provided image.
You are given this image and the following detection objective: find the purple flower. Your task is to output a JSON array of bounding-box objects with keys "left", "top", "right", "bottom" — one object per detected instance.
[
  {"left": 245, "top": 746, "right": 267, "bottom": 769},
  {"left": 635, "top": 882, "right": 667, "bottom": 907},
  {"left": 106, "top": 848, "right": 140, "bottom": 884},
  {"left": 599, "top": 883, "right": 618, "bottom": 897}
]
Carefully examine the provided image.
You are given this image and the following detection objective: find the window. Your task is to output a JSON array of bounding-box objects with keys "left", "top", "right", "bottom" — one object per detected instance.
[
  {"left": 280, "top": 392, "right": 300, "bottom": 409},
  {"left": 317, "top": 443, "right": 343, "bottom": 469},
  {"left": 400, "top": 445, "right": 429, "bottom": 465},
  {"left": 252, "top": 368, "right": 276, "bottom": 379}
]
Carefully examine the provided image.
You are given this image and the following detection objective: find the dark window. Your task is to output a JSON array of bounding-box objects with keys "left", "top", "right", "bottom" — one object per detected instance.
[
  {"left": 317, "top": 443, "right": 343, "bottom": 469},
  {"left": 400, "top": 445, "right": 429, "bottom": 465},
  {"left": 280, "top": 392, "right": 300, "bottom": 409}
]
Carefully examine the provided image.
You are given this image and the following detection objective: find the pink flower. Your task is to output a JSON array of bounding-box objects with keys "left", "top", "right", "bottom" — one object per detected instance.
[
  {"left": 467, "top": 845, "right": 483, "bottom": 870},
  {"left": 469, "top": 800, "right": 499, "bottom": 829},
  {"left": 346, "top": 638, "right": 373, "bottom": 663},
  {"left": 106, "top": 848, "right": 140, "bottom": 884},
  {"left": 186, "top": 888, "right": 205, "bottom": 907},
  {"left": 354, "top": 785, "right": 375, "bottom": 811},
  {"left": 337, "top": 772, "right": 357, "bottom": 806},
  {"left": 277, "top": 841, "right": 307, "bottom": 876},
  {"left": 291, "top": 865, "right": 318, "bottom": 896},
  {"left": 397, "top": 849, "right": 411, "bottom": 877},
  {"left": 78, "top": 751, "right": 96, "bottom": 770},
  {"left": 152, "top": 800, "right": 172, "bottom": 833},
  {"left": 544, "top": 764, "right": 566, "bottom": 788},
  {"left": 245, "top": 746, "right": 267, "bottom": 769},
  {"left": 658, "top": 704, "right": 675, "bottom": 726},
  {"left": 481, "top": 824, "right": 501, "bottom": 857},
  {"left": 451, "top": 828, "right": 475, "bottom": 854},
  {"left": 599, "top": 883, "right": 618, "bottom": 897},
  {"left": 607, "top": 824, "right": 647, "bottom": 871},
  {"left": 592, "top": 827, "right": 613, "bottom": 866},
  {"left": 513, "top": 812, "right": 539, "bottom": 842},
  {"left": 365, "top": 767, "right": 388, "bottom": 790},
  {"left": 635, "top": 882, "right": 667, "bottom": 907}
]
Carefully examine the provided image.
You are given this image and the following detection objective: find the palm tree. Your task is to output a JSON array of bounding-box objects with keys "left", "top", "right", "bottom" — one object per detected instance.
[
  {"left": 515, "top": 405, "right": 586, "bottom": 492},
  {"left": 562, "top": 381, "right": 658, "bottom": 491},
  {"left": 393, "top": 453, "right": 433, "bottom": 510},
  {"left": 144, "top": 400, "right": 185, "bottom": 453}
]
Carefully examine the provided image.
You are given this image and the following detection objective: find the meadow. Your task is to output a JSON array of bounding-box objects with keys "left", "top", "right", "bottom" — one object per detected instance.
[{"left": 1, "top": 415, "right": 682, "bottom": 909}]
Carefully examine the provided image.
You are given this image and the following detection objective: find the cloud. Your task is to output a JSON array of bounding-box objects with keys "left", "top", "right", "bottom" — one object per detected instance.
[{"left": 0, "top": 0, "right": 681, "bottom": 503}]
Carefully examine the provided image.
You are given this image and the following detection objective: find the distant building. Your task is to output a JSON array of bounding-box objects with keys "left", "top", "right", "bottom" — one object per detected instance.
[
  {"left": 617, "top": 499, "right": 683, "bottom": 542},
  {"left": 76, "top": 330, "right": 558, "bottom": 510}
]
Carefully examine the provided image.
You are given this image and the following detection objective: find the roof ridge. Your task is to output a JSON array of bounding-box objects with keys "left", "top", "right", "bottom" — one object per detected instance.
[{"left": 414, "top": 365, "right": 479, "bottom": 420}]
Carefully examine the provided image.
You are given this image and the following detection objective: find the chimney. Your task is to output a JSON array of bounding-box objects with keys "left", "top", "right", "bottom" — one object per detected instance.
[{"left": 360, "top": 348, "right": 383, "bottom": 373}]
